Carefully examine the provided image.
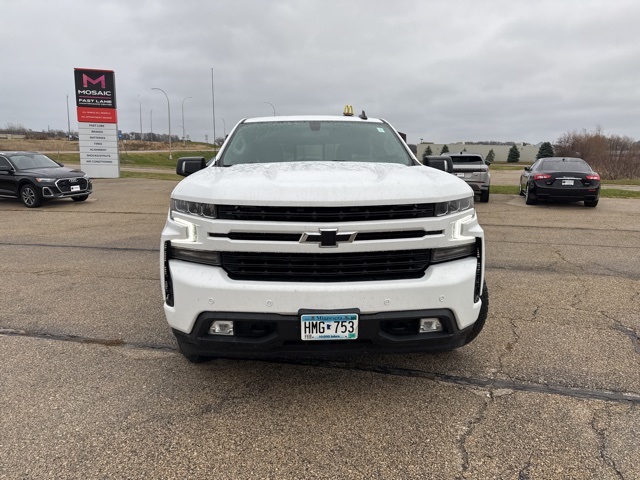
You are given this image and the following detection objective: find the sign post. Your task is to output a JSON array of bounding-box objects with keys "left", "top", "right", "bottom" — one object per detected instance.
[{"left": 74, "top": 68, "right": 120, "bottom": 178}]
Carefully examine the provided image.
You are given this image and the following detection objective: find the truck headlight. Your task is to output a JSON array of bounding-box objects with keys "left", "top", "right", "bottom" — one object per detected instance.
[
  {"left": 171, "top": 198, "right": 217, "bottom": 218},
  {"left": 435, "top": 196, "right": 474, "bottom": 216}
]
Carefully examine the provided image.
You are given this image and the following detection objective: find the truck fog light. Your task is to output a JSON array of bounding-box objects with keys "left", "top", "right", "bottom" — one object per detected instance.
[
  {"left": 419, "top": 318, "right": 443, "bottom": 333},
  {"left": 209, "top": 320, "right": 234, "bottom": 336}
]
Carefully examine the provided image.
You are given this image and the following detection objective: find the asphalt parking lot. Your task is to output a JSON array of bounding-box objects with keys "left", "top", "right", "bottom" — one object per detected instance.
[{"left": 1, "top": 179, "right": 638, "bottom": 479}]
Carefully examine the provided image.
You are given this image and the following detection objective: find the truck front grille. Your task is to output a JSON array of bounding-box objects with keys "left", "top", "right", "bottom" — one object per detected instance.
[
  {"left": 221, "top": 249, "right": 431, "bottom": 282},
  {"left": 217, "top": 204, "right": 436, "bottom": 222}
]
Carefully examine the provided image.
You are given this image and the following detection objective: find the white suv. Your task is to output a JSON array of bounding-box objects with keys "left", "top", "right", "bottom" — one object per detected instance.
[{"left": 161, "top": 112, "right": 488, "bottom": 362}]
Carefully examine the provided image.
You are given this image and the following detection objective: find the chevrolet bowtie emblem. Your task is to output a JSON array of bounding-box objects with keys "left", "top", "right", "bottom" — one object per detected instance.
[{"left": 300, "top": 228, "right": 357, "bottom": 248}]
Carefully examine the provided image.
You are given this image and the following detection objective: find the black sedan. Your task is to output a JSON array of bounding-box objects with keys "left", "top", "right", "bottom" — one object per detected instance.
[
  {"left": 519, "top": 157, "right": 600, "bottom": 207},
  {"left": 0, "top": 151, "right": 93, "bottom": 208}
]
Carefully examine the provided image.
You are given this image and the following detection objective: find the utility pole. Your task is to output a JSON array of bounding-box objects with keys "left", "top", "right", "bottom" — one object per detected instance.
[
  {"left": 138, "top": 95, "right": 143, "bottom": 141},
  {"left": 211, "top": 67, "right": 216, "bottom": 147}
]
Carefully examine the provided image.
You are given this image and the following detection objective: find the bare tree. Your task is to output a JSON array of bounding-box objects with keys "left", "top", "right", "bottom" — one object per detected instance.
[{"left": 555, "top": 127, "right": 639, "bottom": 179}]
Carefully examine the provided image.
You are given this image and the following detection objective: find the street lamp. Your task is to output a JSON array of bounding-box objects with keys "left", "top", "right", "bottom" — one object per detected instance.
[
  {"left": 150, "top": 109, "right": 153, "bottom": 141},
  {"left": 220, "top": 117, "right": 226, "bottom": 137},
  {"left": 263, "top": 101, "right": 276, "bottom": 116},
  {"left": 138, "top": 95, "right": 143, "bottom": 141},
  {"left": 151, "top": 87, "right": 172, "bottom": 160},
  {"left": 181, "top": 96, "right": 192, "bottom": 146}
]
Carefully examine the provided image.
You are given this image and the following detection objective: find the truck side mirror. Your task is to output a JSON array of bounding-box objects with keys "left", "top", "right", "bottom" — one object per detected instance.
[
  {"left": 423, "top": 155, "right": 453, "bottom": 173},
  {"left": 176, "top": 157, "right": 206, "bottom": 176}
]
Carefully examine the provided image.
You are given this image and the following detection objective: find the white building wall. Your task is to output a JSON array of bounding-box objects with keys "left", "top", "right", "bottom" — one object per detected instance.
[{"left": 417, "top": 143, "right": 540, "bottom": 163}]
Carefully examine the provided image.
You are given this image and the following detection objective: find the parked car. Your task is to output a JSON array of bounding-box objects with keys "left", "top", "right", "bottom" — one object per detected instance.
[
  {"left": 519, "top": 157, "right": 600, "bottom": 207},
  {"left": 444, "top": 153, "right": 491, "bottom": 203},
  {"left": 0, "top": 151, "right": 92, "bottom": 208}
]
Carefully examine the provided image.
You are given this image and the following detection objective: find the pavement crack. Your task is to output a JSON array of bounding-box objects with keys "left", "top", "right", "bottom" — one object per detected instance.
[
  {"left": 0, "top": 327, "right": 174, "bottom": 353},
  {"left": 517, "top": 459, "right": 533, "bottom": 480},
  {"left": 598, "top": 310, "right": 640, "bottom": 355},
  {"left": 496, "top": 316, "right": 520, "bottom": 381},
  {"left": 457, "top": 395, "right": 490, "bottom": 479},
  {"left": 591, "top": 408, "right": 625, "bottom": 479},
  {"left": 611, "top": 322, "right": 640, "bottom": 355}
]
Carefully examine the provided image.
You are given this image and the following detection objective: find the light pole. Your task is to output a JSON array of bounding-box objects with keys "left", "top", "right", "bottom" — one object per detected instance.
[
  {"left": 151, "top": 88, "right": 172, "bottom": 159},
  {"left": 150, "top": 109, "right": 153, "bottom": 141},
  {"left": 181, "top": 96, "right": 192, "bottom": 146},
  {"left": 211, "top": 67, "right": 216, "bottom": 147},
  {"left": 220, "top": 117, "right": 226, "bottom": 137},
  {"left": 66, "top": 94, "right": 71, "bottom": 139},
  {"left": 263, "top": 101, "right": 276, "bottom": 116},
  {"left": 138, "top": 95, "right": 143, "bottom": 141}
]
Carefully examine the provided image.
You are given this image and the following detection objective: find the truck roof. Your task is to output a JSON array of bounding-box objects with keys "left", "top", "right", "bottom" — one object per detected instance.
[{"left": 243, "top": 115, "right": 385, "bottom": 124}]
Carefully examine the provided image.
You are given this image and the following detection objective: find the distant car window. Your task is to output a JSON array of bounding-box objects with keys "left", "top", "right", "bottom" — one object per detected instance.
[
  {"left": 8, "top": 153, "right": 59, "bottom": 170},
  {"left": 449, "top": 155, "right": 484, "bottom": 165},
  {"left": 539, "top": 159, "right": 591, "bottom": 172},
  {"left": 219, "top": 121, "right": 411, "bottom": 166}
]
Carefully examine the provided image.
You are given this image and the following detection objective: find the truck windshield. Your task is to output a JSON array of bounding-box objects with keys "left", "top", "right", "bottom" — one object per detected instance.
[{"left": 219, "top": 121, "right": 412, "bottom": 166}]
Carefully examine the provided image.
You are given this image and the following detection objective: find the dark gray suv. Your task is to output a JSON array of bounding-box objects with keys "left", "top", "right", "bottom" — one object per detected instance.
[
  {"left": 446, "top": 153, "right": 491, "bottom": 203},
  {"left": 0, "top": 151, "right": 92, "bottom": 208}
]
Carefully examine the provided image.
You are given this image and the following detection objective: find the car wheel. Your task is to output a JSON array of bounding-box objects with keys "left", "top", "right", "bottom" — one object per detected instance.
[
  {"left": 518, "top": 182, "right": 525, "bottom": 196},
  {"left": 463, "top": 281, "right": 489, "bottom": 346},
  {"left": 72, "top": 195, "right": 89, "bottom": 202},
  {"left": 479, "top": 189, "right": 490, "bottom": 203},
  {"left": 525, "top": 184, "right": 536, "bottom": 205},
  {"left": 20, "top": 184, "right": 42, "bottom": 208},
  {"left": 584, "top": 199, "right": 598, "bottom": 207}
]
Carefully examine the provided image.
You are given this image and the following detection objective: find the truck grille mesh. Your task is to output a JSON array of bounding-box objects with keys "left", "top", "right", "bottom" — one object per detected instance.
[
  {"left": 217, "top": 204, "right": 436, "bottom": 222},
  {"left": 221, "top": 249, "right": 432, "bottom": 282}
]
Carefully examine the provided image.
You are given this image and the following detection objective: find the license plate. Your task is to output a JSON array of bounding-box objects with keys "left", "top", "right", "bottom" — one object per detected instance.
[
  {"left": 71, "top": 185, "right": 81, "bottom": 191},
  {"left": 562, "top": 179, "right": 574, "bottom": 186},
  {"left": 456, "top": 173, "right": 465, "bottom": 178},
  {"left": 301, "top": 313, "right": 358, "bottom": 341}
]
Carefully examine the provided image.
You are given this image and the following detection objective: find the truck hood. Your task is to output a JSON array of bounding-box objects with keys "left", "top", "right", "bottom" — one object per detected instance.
[{"left": 171, "top": 162, "right": 472, "bottom": 206}]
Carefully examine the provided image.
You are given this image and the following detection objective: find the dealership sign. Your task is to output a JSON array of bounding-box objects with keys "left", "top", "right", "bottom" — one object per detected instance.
[{"left": 74, "top": 68, "right": 119, "bottom": 177}]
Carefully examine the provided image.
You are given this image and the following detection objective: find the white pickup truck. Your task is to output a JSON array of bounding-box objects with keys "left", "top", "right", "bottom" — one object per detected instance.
[{"left": 161, "top": 111, "right": 488, "bottom": 362}]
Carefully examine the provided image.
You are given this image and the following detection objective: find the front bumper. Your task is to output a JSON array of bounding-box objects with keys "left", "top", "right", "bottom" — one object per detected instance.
[
  {"left": 173, "top": 307, "right": 478, "bottom": 358},
  {"left": 164, "top": 256, "right": 484, "bottom": 356},
  {"left": 39, "top": 179, "right": 93, "bottom": 199}
]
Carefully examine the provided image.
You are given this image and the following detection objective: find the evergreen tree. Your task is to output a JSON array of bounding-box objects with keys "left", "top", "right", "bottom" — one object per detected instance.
[
  {"left": 422, "top": 145, "right": 433, "bottom": 158},
  {"left": 485, "top": 149, "right": 495, "bottom": 164},
  {"left": 536, "top": 141, "right": 555, "bottom": 159},
  {"left": 507, "top": 144, "right": 520, "bottom": 163},
  {"left": 440, "top": 144, "right": 449, "bottom": 154}
]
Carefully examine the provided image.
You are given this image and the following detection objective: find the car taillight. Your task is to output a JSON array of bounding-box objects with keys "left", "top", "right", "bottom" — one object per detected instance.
[
  {"left": 586, "top": 174, "right": 600, "bottom": 181},
  {"left": 533, "top": 173, "right": 552, "bottom": 180}
]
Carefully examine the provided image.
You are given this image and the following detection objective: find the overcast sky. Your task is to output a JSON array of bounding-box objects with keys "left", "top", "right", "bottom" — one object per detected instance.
[{"left": 2, "top": 0, "right": 639, "bottom": 144}]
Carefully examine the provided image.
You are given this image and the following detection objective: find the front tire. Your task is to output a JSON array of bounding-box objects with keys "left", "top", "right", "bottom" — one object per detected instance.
[
  {"left": 72, "top": 195, "right": 89, "bottom": 202},
  {"left": 479, "top": 189, "right": 490, "bottom": 203},
  {"left": 20, "top": 184, "right": 42, "bottom": 208}
]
